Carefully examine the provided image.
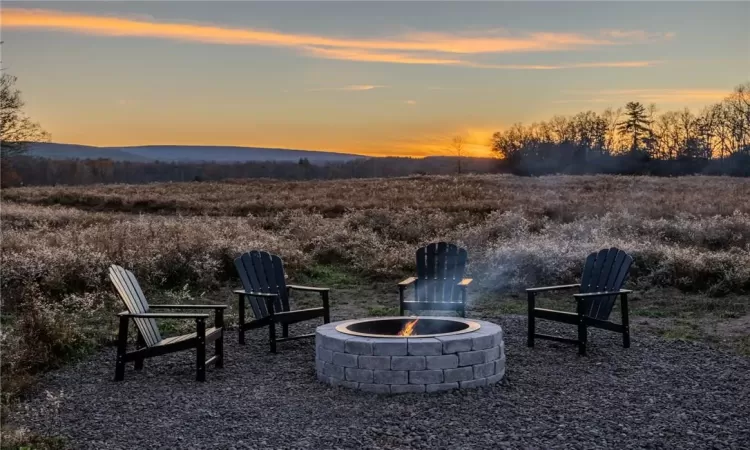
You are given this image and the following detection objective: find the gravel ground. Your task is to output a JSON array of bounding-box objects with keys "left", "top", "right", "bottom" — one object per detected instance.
[{"left": 8, "top": 315, "right": 750, "bottom": 450}]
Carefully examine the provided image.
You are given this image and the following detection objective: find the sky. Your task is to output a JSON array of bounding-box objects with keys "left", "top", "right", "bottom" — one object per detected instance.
[{"left": 2, "top": 1, "right": 748, "bottom": 157}]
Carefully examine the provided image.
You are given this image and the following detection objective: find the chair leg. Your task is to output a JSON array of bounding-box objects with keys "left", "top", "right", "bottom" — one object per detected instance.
[
  {"left": 621, "top": 292, "right": 631, "bottom": 349},
  {"left": 134, "top": 332, "right": 145, "bottom": 371},
  {"left": 527, "top": 292, "right": 535, "bottom": 348},
  {"left": 196, "top": 318, "right": 206, "bottom": 382},
  {"left": 322, "top": 291, "right": 330, "bottom": 324},
  {"left": 115, "top": 316, "right": 128, "bottom": 381},
  {"left": 578, "top": 323, "right": 587, "bottom": 356},
  {"left": 460, "top": 287, "right": 467, "bottom": 318},
  {"left": 266, "top": 296, "right": 277, "bottom": 353},
  {"left": 215, "top": 309, "right": 224, "bottom": 369},
  {"left": 577, "top": 301, "right": 587, "bottom": 356},
  {"left": 238, "top": 293, "right": 246, "bottom": 345},
  {"left": 269, "top": 322, "right": 277, "bottom": 353},
  {"left": 398, "top": 287, "right": 405, "bottom": 316}
]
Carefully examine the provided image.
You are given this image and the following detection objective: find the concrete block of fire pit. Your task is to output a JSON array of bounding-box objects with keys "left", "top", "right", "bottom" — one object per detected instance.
[
  {"left": 358, "top": 355, "right": 391, "bottom": 370},
  {"left": 407, "top": 338, "right": 443, "bottom": 356},
  {"left": 345, "top": 337, "right": 374, "bottom": 355},
  {"left": 345, "top": 367, "right": 374, "bottom": 383},
  {"left": 444, "top": 366, "right": 474, "bottom": 383},
  {"left": 490, "top": 357, "right": 507, "bottom": 383},
  {"left": 409, "top": 369, "right": 444, "bottom": 385},
  {"left": 316, "top": 346, "right": 333, "bottom": 363},
  {"left": 391, "top": 356, "right": 426, "bottom": 371},
  {"left": 482, "top": 346, "right": 501, "bottom": 363},
  {"left": 425, "top": 354, "right": 459, "bottom": 370},
  {"left": 372, "top": 339, "right": 408, "bottom": 356},
  {"left": 427, "top": 382, "right": 459, "bottom": 392},
  {"left": 435, "top": 334, "right": 473, "bottom": 354},
  {"left": 472, "top": 332, "right": 496, "bottom": 351},
  {"left": 460, "top": 378, "right": 487, "bottom": 389},
  {"left": 473, "top": 361, "right": 495, "bottom": 379},
  {"left": 374, "top": 369, "right": 408, "bottom": 385},
  {"left": 322, "top": 362, "right": 345, "bottom": 380},
  {"left": 332, "top": 352, "right": 358, "bottom": 368},
  {"left": 316, "top": 317, "right": 504, "bottom": 394},
  {"left": 458, "top": 350, "right": 485, "bottom": 367}
]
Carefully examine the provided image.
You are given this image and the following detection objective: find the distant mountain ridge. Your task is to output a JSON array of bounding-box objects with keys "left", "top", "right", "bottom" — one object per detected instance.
[{"left": 27, "top": 143, "right": 365, "bottom": 164}]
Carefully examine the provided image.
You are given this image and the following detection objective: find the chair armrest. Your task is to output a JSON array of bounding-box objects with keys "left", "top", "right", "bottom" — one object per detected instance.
[
  {"left": 526, "top": 284, "right": 581, "bottom": 293},
  {"left": 149, "top": 304, "right": 229, "bottom": 310},
  {"left": 573, "top": 289, "right": 632, "bottom": 299},
  {"left": 457, "top": 278, "right": 472, "bottom": 287},
  {"left": 287, "top": 285, "right": 330, "bottom": 293},
  {"left": 398, "top": 277, "right": 417, "bottom": 287},
  {"left": 118, "top": 312, "right": 209, "bottom": 319},
  {"left": 233, "top": 289, "right": 279, "bottom": 298}
]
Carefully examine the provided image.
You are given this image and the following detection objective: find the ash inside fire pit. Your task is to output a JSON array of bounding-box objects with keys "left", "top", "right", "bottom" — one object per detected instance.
[{"left": 336, "top": 317, "right": 480, "bottom": 338}]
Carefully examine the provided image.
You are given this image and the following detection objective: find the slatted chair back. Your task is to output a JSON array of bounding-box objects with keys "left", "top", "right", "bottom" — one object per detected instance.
[
  {"left": 579, "top": 247, "right": 634, "bottom": 320},
  {"left": 234, "top": 251, "right": 290, "bottom": 319},
  {"left": 108, "top": 265, "right": 162, "bottom": 347},
  {"left": 415, "top": 242, "right": 468, "bottom": 303}
]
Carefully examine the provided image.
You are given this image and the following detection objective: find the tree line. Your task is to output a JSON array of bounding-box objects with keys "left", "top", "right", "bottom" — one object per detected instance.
[
  {"left": 490, "top": 82, "right": 750, "bottom": 175},
  {"left": 2, "top": 155, "right": 503, "bottom": 187},
  {"left": 1, "top": 69, "right": 749, "bottom": 187}
]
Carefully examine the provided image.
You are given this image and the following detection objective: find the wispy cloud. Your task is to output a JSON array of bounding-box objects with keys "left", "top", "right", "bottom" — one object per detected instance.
[
  {"left": 599, "top": 30, "right": 676, "bottom": 42},
  {"left": 465, "top": 60, "right": 660, "bottom": 70},
  {"left": 558, "top": 88, "right": 731, "bottom": 103},
  {"left": 302, "top": 46, "right": 465, "bottom": 66},
  {"left": 404, "top": 100, "right": 417, "bottom": 105},
  {"left": 308, "top": 85, "right": 387, "bottom": 92},
  {"left": 3, "top": 7, "right": 670, "bottom": 70}
]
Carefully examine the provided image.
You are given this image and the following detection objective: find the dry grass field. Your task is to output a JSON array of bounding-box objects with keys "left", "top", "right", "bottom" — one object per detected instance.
[{"left": 2, "top": 174, "right": 750, "bottom": 406}]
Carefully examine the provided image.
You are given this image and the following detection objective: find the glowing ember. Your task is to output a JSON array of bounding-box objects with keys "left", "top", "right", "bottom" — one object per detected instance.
[{"left": 397, "top": 318, "right": 419, "bottom": 337}]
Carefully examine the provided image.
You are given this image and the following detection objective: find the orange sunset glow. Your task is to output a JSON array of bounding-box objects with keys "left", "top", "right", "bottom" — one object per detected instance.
[{"left": 1, "top": 2, "right": 747, "bottom": 157}]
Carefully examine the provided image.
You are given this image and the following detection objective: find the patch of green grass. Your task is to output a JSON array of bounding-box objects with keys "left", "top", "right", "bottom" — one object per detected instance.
[
  {"left": 657, "top": 320, "right": 702, "bottom": 341},
  {"left": 632, "top": 308, "right": 669, "bottom": 318},
  {"left": 296, "top": 265, "right": 365, "bottom": 288},
  {"left": 735, "top": 335, "right": 750, "bottom": 357},
  {"left": 471, "top": 293, "right": 526, "bottom": 316},
  {"left": 366, "top": 305, "right": 399, "bottom": 317},
  {"left": 0, "top": 432, "right": 67, "bottom": 450}
]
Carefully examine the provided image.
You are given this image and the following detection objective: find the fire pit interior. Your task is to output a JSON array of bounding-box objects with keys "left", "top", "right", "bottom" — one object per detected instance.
[
  {"left": 336, "top": 317, "right": 480, "bottom": 338},
  {"left": 316, "top": 316, "right": 505, "bottom": 394}
]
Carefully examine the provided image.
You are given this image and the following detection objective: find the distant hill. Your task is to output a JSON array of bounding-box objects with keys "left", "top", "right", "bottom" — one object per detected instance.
[{"left": 27, "top": 143, "right": 364, "bottom": 164}]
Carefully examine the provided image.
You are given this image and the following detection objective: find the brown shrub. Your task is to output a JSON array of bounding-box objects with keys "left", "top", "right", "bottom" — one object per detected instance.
[{"left": 1, "top": 175, "right": 749, "bottom": 399}]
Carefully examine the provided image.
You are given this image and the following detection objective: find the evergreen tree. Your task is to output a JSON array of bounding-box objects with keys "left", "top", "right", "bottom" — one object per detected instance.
[{"left": 617, "top": 102, "right": 651, "bottom": 153}]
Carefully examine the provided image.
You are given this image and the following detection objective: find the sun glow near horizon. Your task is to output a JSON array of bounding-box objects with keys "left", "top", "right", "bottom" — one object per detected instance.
[{"left": 2, "top": 2, "right": 747, "bottom": 157}]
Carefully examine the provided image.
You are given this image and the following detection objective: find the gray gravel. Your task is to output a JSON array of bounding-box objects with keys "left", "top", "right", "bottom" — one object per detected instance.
[{"left": 8, "top": 315, "right": 750, "bottom": 449}]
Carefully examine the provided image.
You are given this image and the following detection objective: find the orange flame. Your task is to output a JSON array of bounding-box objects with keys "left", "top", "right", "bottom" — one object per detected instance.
[{"left": 397, "top": 318, "right": 419, "bottom": 337}]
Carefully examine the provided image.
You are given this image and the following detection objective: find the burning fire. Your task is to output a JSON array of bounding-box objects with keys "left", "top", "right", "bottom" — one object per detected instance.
[{"left": 397, "top": 318, "right": 419, "bottom": 337}]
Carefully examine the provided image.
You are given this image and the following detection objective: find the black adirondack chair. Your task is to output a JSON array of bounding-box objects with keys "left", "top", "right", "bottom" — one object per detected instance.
[
  {"left": 109, "top": 265, "right": 227, "bottom": 382},
  {"left": 234, "top": 251, "right": 330, "bottom": 353},
  {"left": 398, "top": 242, "right": 473, "bottom": 317},
  {"left": 526, "top": 247, "right": 634, "bottom": 356}
]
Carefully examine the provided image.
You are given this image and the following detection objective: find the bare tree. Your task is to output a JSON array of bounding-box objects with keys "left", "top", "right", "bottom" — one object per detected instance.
[
  {"left": 450, "top": 135, "right": 465, "bottom": 174},
  {"left": 1, "top": 72, "right": 50, "bottom": 159},
  {"left": 601, "top": 107, "right": 622, "bottom": 153}
]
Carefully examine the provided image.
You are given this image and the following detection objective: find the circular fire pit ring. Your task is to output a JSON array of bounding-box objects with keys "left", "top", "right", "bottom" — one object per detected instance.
[
  {"left": 316, "top": 317, "right": 505, "bottom": 394},
  {"left": 336, "top": 317, "right": 481, "bottom": 338}
]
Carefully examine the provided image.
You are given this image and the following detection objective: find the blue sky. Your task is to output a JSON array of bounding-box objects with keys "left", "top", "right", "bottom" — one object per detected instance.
[{"left": 3, "top": 1, "right": 748, "bottom": 156}]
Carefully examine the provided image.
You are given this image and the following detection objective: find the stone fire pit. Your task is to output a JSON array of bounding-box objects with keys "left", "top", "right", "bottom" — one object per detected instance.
[{"left": 315, "top": 317, "right": 505, "bottom": 394}]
